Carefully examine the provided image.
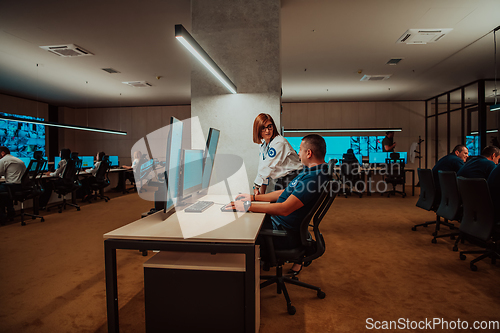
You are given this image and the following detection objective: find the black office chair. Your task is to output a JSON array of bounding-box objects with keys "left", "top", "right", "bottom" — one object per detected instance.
[
  {"left": 457, "top": 177, "right": 499, "bottom": 271},
  {"left": 432, "top": 171, "right": 461, "bottom": 246},
  {"left": 52, "top": 157, "right": 82, "bottom": 213},
  {"left": 5, "top": 157, "right": 46, "bottom": 226},
  {"left": 412, "top": 169, "right": 447, "bottom": 231},
  {"left": 259, "top": 163, "right": 337, "bottom": 315},
  {"left": 382, "top": 153, "right": 406, "bottom": 198},
  {"left": 86, "top": 156, "right": 111, "bottom": 203},
  {"left": 339, "top": 153, "right": 363, "bottom": 198}
]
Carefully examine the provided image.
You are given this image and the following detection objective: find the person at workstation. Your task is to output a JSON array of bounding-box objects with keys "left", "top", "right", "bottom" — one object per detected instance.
[
  {"left": 432, "top": 144, "right": 468, "bottom": 181},
  {"left": 0, "top": 146, "right": 26, "bottom": 223},
  {"left": 252, "top": 113, "right": 302, "bottom": 195},
  {"left": 382, "top": 131, "right": 396, "bottom": 152},
  {"left": 80, "top": 151, "right": 105, "bottom": 201},
  {"left": 38, "top": 148, "right": 71, "bottom": 209},
  {"left": 487, "top": 164, "right": 500, "bottom": 224},
  {"left": 115, "top": 150, "right": 141, "bottom": 191},
  {"left": 228, "top": 134, "right": 330, "bottom": 276},
  {"left": 457, "top": 146, "right": 500, "bottom": 179}
]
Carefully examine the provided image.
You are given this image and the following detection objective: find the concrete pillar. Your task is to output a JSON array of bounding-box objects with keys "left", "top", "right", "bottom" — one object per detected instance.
[{"left": 190, "top": 0, "right": 281, "bottom": 189}]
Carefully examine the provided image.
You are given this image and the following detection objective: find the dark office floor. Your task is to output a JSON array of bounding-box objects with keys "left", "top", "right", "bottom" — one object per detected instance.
[{"left": 0, "top": 187, "right": 499, "bottom": 333}]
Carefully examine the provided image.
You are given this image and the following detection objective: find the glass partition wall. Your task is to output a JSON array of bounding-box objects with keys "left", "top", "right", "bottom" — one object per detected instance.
[{"left": 425, "top": 79, "right": 499, "bottom": 168}]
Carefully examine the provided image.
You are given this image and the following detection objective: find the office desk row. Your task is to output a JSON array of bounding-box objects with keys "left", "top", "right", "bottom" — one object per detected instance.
[
  {"left": 333, "top": 166, "right": 415, "bottom": 196},
  {"left": 103, "top": 194, "right": 266, "bottom": 333}
]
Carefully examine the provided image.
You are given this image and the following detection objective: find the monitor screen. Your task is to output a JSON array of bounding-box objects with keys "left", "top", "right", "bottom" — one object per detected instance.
[
  {"left": 181, "top": 149, "right": 204, "bottom": 197},
  {"left": 108, "top": 155, "right": 119, "bottom": 167},
  {"left": 19, "top": 157, "right": 31, "bottom": 169},
  {"left": 164, "top": 117, "right": 183, "bottom": 211},
  {"left": 80, "top": 156, "right": 95, "bottom": 169},
  {"left": 54, "top": 156, "right": 61, "bottom": 168},
  {"left": 0, "top": 112, "right": 46, "bottom": 158},
  {"left": 395, "top": 152, "right": 407, "bottom": 164},
  {"left": 202, "top": 128, "right": 220, "bottom": 190},
  {"left": 369, "top": 152, "right": 389, "bottom": 164}
]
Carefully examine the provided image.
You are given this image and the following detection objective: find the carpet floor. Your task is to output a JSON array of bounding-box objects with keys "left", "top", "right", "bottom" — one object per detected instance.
[{"left": 0, "top": 188, "right": 499, "bottom": 332}]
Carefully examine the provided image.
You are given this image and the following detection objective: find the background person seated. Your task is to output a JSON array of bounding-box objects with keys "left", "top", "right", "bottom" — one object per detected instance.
[
  {"left": 457, "top": 146, "right": 499, "bottom": 179},
  {"left": 432, "top": 144, "right": 468, "bottom": 195},
  {"left": 115, "top": 150, "right": 141, "bottom": 191},
  {"left": 38, "top": 148, "right": 71, "bottom": 209},
  {"left": 80, "top": 152, "right": 105, "bottom": 201},
  {"left": 228, "top": 134, "right": 330, "bottom": 275},
  {"left": 0, "top": 146, "right": 26, "bottom": 223}
]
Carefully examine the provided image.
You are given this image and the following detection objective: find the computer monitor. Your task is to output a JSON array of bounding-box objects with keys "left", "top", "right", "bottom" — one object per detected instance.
[
  {"left": 369, "top": 152, "right": 389, "bottom": 164},
  {"left": 54, "top": 156, "right": 61, "bottom": 168},
  {"left": 108, "top": 155, "right": 119, "bottom": 167},
  {"left": 181, "top": 149, "right": 204, "bottom": 198},
  {"left": 18, "top": 157, "right": 31, "bottom": 169},
  {"left": 202, "top": 128, "right": 220, "bottom": 190},
  {"left": 395, "top": 152, "right": 407, "bottom": 164},
  {"left": 164, "top": 117, "right": 183, "bottom": 212},
  {"left": 80, "top": 156, "right": 95, "bottom": 169}
]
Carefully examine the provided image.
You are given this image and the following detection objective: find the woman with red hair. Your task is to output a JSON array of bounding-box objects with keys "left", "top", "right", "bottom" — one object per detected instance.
[{"left": 252, "top": 113, "right": 302, "bottom": 195}]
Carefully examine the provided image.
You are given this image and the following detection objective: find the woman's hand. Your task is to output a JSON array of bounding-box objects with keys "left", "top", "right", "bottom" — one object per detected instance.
[{"left": 236, "top": 193, "right": 251, "bottom": 201}]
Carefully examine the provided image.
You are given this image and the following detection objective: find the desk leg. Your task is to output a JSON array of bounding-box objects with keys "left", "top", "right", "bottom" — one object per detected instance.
[
  {"left": 105, "top": 241, "right": 119, "bottom": 333},
  {"left": 412, "top": 170, "right": 415, "bottom": 196},
  {"left": 245, "top": 245, "right": 256, "bottom": 333}
]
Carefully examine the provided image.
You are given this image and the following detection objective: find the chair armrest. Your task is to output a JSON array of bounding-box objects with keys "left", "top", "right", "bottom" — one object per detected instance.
[{"left": 259, "top": 229, "right": 288, "bottom": 237}]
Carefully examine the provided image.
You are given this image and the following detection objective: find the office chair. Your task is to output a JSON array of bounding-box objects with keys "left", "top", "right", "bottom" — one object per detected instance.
[
  {"left": 412, "top": 169, "right": 441, "bottom": 231},
  {"left": 5, "top": 157, "right": 46, "bottom": 226},
  {"left": 382, "top": 153, "right": 406, "bottom": 198},
  {"left": 339, "top": 152, "right": 363, "bottom": 198},
  {"left": 51, "top": 156, "right": 82, "bottom": 213},
  {"left": 260, "top": 162, "right": 337, "bottom": 315},
  {"left": 457, "top": 177, "right": 499, "bottom": 271},
  {"left": 432, "top": 171, "right": 461, "bottom": 246},
  {"left": 86, "top": 156, "right": 111, "bottom": 203}
]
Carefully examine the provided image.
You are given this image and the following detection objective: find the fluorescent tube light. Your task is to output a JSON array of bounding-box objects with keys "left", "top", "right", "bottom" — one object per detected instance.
[
  {"left": 470, "top": 129, "right": 498, "bottom": 135},
  {"left": 283, "top": 128, "right": 402, "bottom": 134},
  {"left": 175, "top": 24, "right": 237, "bottom": 94},
  {"left": 0, "top": 114, "right": 127, "bottom": 135}
]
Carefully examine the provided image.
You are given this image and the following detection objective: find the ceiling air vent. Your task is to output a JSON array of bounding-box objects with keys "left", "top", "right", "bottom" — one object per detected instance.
[
  {"left": 360, "top": 75, "right": 391, "bottom": 81},
  {"left": 102, "top": 68, "right": 121, "bottom": 74},
  {"left": 386, "top": 58, "right": 403, "bottom": 65},
  {"left": 396, "top": 29, "right": 453, "bottom": 44},
  {"left": 122, "top": 81, "right": 152, "bottom": 88},
  {"left": 39, "top": 44, "right": 94, "bottom": 57}
]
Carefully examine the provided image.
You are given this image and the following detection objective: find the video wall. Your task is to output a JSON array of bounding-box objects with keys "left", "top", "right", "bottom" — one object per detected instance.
[{"left": 0, "top": 113, "right": 46, "bottom": 158}]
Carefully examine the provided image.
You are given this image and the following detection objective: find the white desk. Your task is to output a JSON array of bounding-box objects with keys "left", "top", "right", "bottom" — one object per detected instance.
[{"left": 103, "top": 195, "right": 266, "bottom": 333}]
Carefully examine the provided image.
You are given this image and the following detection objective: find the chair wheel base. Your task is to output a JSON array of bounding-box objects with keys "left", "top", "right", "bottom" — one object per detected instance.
[
  {"left": 411, "top": 226, "right": 417, "bottom": 231},
  {"left": 287, "top": 305, "right": 296, "bottom": 315},
  {"left": 452, "top": 246, "right": 458, "bottom": 252},
  {"left": 317, "top": 290, "right": 326, "bottom": 299},
  {"left": 431, "top": 238, "right": 437, "bottom": 244},
  {"left": 460, "top": 254, "right": 466, "bottom": 260},
  {"left": 470, "top": 264, "right": 478, "bottom": 271}
]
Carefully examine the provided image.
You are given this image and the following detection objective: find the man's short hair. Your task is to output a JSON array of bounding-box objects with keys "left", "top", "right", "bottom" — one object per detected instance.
[
  {"left": 302, "top": 134, "right": 326, "bottom": 159},
  {"left": 386, "top": 131, "right": 394, "bottom": 135},
  {"left": 0, "top": 146, "right": 10, "bottom": 155},
  {"left": 481, "top": 145, "right": 500, "bottom": 158},
  {"left": 451, "top": 144, "right": 466, "bottom": 154}
]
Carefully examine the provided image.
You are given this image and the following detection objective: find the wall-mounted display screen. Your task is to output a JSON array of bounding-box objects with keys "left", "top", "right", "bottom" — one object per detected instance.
[{"left": 0, "top": 112, "right": 46, "bottom": 158}]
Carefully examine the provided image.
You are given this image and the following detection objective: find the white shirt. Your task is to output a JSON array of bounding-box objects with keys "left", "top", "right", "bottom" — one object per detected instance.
[
  {"left": 0, "top": 154, "right": 26, "bottom": 184},
  {"left": 254, "top": 135, "right": 302, "bottom": 186},
  {"left": 86, "top": 161, "right": 102, "bottom": 176},
  {"left": 50, "top": 159, "right": 67, "bottom": 178}
]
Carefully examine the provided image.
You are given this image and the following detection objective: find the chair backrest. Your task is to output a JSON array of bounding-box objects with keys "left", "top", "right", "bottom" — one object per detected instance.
[
  {"left": 436, "top": 171, "right": 462, "bottom": 221},
  {"left": 416, "top": 168, "right": 438, "bottom": 211},
  {"left": 61, "top": 158, "right": 78, "bottom": 185},
  {"left": 94, "top": 157, "right": 110, "bottom": 182},
  {"left": 457, "top": 177, "right": 495, "bottom": 241},
  {"left": 298, "top": 179, "right": 338, "bottom": 262}
]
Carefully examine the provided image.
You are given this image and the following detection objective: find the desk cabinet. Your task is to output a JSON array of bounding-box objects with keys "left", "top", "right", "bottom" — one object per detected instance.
[{"left": 144, "top": 249, "right": 260, "bottom": 333}]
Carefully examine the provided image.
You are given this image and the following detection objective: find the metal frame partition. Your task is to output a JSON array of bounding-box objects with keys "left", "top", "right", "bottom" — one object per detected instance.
[{"left": 424, "top": 79, "right": 499, "bottom": 168}]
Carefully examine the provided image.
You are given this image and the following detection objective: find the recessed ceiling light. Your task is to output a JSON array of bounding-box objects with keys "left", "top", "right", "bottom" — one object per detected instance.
[
  {"left": 122, "top": 81, "right": 152, "bottom": 87},
  {"left": 396, "top": 29, "right": 453, "bottom": 44},
  {"left": 39, "top": 44, "right": 94, "bottom": 57},
  {"left": 360, "top": 75, "right": 391, "bottom": 81}
]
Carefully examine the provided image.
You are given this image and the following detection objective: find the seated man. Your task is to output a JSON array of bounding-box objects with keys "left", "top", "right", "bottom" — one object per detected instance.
[
  {"left": 457, "top": 146, "right": 500, "bottom": 179},
  {"left": 432, "top": 144, "right": 468, "bottom": 195},
  {"left": 228, "top": 134, "right": 330, "bottom": 275},
  {"left": 487, "top": 164, "right": 500, "bottom": 224},
  {"left": 0, "top": 146, "right": 26, "bottom": 223}
]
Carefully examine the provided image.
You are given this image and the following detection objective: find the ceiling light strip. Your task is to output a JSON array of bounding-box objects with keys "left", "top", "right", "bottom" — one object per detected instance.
[
  {"left": 175, "top": 24, "right": 237, "bottom": 94},
  {"left": 0, "top": 115, "right": 127, "bottom": 135},
  {"left": 284, "top": 128, "right": 402, "bottom": 134},
  {"left": 470, "top": 129, "right": 499, "bottom": 135}
]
